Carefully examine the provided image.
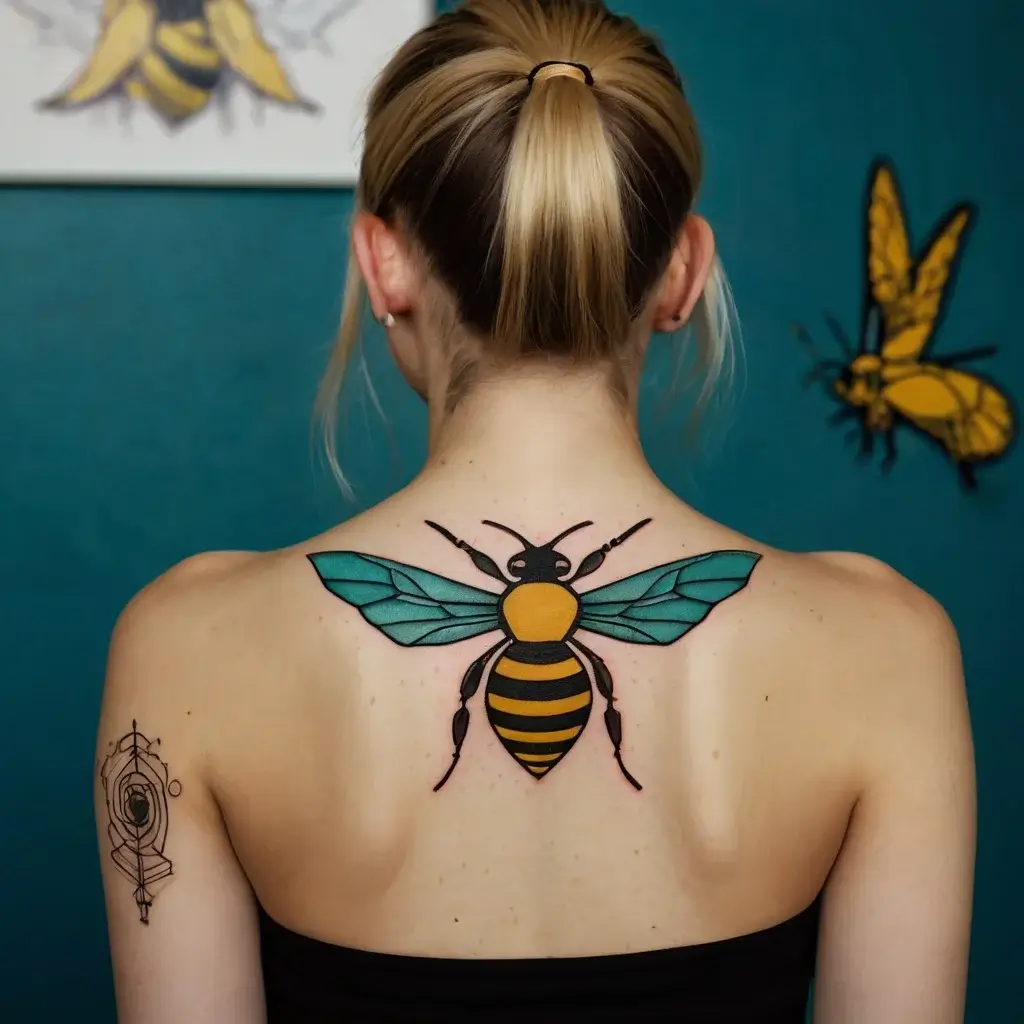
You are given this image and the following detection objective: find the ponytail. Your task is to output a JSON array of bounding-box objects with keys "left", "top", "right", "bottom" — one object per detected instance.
[{"left": 496, "top": 72, "right": 629, "bottom": 359}]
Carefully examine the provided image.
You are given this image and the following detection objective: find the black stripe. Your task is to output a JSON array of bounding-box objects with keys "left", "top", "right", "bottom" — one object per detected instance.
[
  {"left": 501, "top": 739, "right": 576, "bottom": 756},
  {"left": 154, "top": 45, "right": 221, "bottom": 91},
  {"left": 486, "top": 702, "right": 591, "bottom": 735},
  {"left": 488, "top": 670, "right": 589, "bottom": 703},
  {"left": 504, "top": 641, "right": 570, "bottom": 664},
  {"left": 156, "top": 0, "right": 205, "bottom": 22}
]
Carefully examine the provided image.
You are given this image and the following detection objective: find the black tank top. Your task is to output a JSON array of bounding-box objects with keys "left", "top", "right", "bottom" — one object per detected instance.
[{"left": 258, "top": 897, "right": 821, "bottom": 1022}]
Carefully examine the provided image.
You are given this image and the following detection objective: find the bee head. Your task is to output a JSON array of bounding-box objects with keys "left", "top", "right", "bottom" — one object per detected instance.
[
  {"left": 485, "top": 520, "right": 591, "bottom": 582},
  {"left": 508, "top": 547, "right": 572, "bottom": 582},
  {"left": 842, "top": 354, "right": 883, "bottom": 404}
]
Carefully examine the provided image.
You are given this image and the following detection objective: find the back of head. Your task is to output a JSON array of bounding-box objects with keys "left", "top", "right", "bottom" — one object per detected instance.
[{"left": 321, "top": 0, "right": 732, "bottom": 477}]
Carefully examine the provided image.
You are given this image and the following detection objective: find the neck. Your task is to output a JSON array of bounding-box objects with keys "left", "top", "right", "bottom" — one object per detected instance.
[{"left": 416, "top": 369, "right": 656, "bottom": 490}]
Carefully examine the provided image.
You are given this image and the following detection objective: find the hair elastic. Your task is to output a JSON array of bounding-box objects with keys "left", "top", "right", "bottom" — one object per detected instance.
[{"left": 527, "top": 61, "right": 594, "bottom": 88}]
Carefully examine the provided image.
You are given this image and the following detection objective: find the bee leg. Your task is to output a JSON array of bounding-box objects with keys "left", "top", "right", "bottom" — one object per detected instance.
[
  {"left": 824, "top": 315, "right": 857, "bottom": 358},
  {"left": 827, "top": 407, "right": 858, "bottom": 427},
  {"left": 957, "top": 461, "right": 978, "bottom": 491},
  {"left": 881, "top": 431, "right": 898, "bottom": 473},
  {"left": 857, "top": 425, "right": 875, "bottom": 463},
  {"left": 803, "top": 360, "right": 846, "bottom": 390},
  {"left": 573, "top": 641, "right": 642, "bottom": 791},
  {"left": 215, "top": 84, "right": 234, "bottom": 133},
  {"left": 433, "top": 640, "right": 506, "bottom": 792}
]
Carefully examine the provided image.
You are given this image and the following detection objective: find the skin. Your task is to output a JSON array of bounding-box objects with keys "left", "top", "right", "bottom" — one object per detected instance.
[{"left": 96, "top": 214, "right": 976, "bottom": 1024}]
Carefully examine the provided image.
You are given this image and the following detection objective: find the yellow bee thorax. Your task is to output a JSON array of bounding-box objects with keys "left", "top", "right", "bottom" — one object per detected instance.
[
  {"left": 851, "top": 354, "right": 882, "bottom": 374},
  {"left": 880, "top": 360, "right": 921, "bottom": 383},
  {"left": 501, "top": 583, "right": 579, "bottom": 642}
]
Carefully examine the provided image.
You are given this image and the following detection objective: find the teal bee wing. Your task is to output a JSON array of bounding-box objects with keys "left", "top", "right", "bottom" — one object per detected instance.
[
  {"left": 578, "top": 550, "right": 761, "bottom": 645},
  {"left": 308, "top": 552, "right": 502, "bottom": 647}
]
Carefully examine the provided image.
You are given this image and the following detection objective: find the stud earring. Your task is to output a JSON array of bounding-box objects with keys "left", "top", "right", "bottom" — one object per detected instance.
[{"left": 378, "top": 312, "right": 395, "bottom": 328}]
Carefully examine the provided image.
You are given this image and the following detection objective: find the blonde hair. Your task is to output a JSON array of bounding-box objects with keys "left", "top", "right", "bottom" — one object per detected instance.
[{"left": 317, "top": 0, "right": 737, "bottom": 487}]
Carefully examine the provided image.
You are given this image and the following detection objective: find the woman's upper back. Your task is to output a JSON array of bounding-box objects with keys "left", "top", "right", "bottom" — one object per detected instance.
[
  {"left": 97, "top": 459, "right": 973, "bottom": 1021},
  {"left": 208, "top": 508, "right": 855, "bottom": 958}
]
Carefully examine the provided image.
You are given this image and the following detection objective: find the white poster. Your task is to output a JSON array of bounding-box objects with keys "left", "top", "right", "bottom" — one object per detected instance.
[{"left": 0, "top": 0, "right": 432, "bottom": 184}]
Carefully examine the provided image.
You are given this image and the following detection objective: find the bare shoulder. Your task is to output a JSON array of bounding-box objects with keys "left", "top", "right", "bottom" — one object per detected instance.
[
  {"left": 108, "top": 550, "right": 272, "bottom": 673},
  {"left": 637, "top": 507, "right": 958, "bottom": 674},
  {"left": 807, "top": 549, "right": 959, "bottom": 654},
  {"left": 775, "top": 548, "right": 967, "bottom": 750},
  {"left": 102, "top": 511, "right": 397, "bottom": 714},
  {"left": 709, "top": 534, "right": 965, "bottom": 713},
  {"left": 711, "top": 540, "right": 970, "bottom": 820},
  {"left": 704, "top": 526, "right": 955, "bottom": 643},
  {"left": 99, "top": 548, "right": 319, "bottom": 756}
]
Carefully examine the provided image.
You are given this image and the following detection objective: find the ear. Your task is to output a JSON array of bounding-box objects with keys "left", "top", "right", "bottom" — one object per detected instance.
[
  {"left": 351, "top": 211, "right": 417, "bottom": 322},
  {"left": 651, "top": 215, "right": 716, "bottom": 333}
]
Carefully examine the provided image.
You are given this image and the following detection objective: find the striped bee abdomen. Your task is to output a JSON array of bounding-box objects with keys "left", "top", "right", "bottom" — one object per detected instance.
[
  {"left": 129, "top": 19, "right": 222, "bottom": 124},
  {"left": 485, "top": 641, "right": 592, "bottom": 780}
]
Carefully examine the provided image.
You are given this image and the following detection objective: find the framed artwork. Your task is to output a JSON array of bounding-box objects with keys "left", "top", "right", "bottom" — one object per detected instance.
[{"left": 0, "top": 0, "right": 432, "bottom": 185}]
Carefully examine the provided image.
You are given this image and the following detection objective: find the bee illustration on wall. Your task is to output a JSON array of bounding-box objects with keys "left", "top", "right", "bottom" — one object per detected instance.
[
  {"left": 797, "top": 159, "right": 1015, "bottom": 489},
  {"left": 10, "top": 0, "right": 362, "bottom": 128},
  {"left": 309, "top": 519, "right": 759, "bottom": 791}
]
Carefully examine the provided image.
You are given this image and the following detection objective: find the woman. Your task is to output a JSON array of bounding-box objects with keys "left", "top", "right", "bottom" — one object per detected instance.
[{"left": 95, "top": 1, "right": 976, "bottom": 1020}]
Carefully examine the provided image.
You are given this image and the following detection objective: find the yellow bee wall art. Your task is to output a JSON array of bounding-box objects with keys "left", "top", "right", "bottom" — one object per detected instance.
[
  {"left": 798, "top": 159, "right": 1015, "bottom": 489},
  {"left": 12, "top": 0, "right": 362, "bottom": 128}
]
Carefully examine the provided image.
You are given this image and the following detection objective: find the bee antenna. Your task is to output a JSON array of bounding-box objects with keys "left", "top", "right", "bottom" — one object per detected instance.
[
  {"left": 861, "top": 307, "right": 881, "bottom": 354},
  {"left": 544, "top": 521, "right": 594, "bottom": 548},
  {"left": 824, "top": 314, "right": 857, "bottom": 358},
  {"left": 481, "top": 521, "right": 533, "bottom": 547}
]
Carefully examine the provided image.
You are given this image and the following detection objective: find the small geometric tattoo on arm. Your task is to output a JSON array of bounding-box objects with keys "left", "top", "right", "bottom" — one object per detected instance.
[{"left": 99, "top": 720, "right": 182, "bottom": 924}]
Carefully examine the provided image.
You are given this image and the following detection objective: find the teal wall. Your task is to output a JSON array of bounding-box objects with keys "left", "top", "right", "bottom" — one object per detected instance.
[{"left": 1, "top": 1, "right": 1019, "bottom": 1019}]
